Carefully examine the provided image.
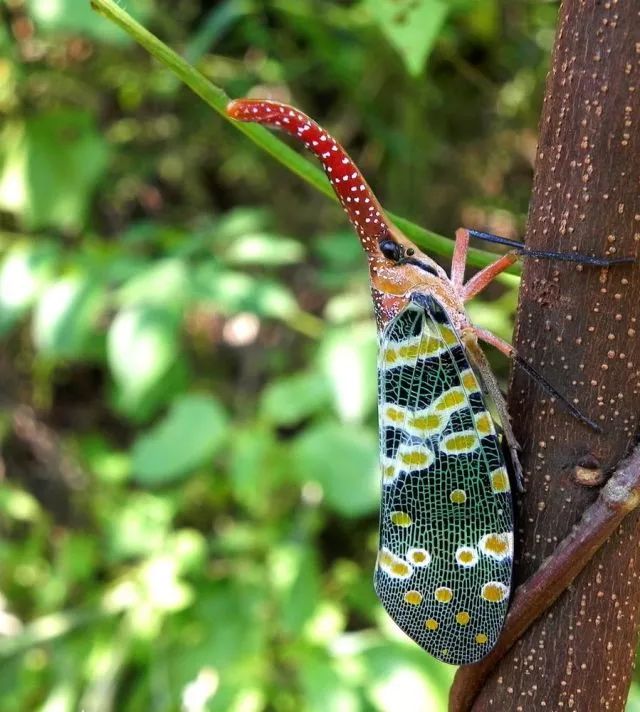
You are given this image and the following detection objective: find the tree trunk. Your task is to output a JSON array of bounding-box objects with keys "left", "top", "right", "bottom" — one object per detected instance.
[{"left": 452, "top": 1, "right": 640, "bottom": 709}]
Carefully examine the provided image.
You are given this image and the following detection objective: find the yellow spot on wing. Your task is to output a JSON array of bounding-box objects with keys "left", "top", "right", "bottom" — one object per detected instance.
[
  {"left": 383, "top": 347, "right": 397, "bottom": 366},
  {"left": 455, "top": 611, "right": 470, "bottom": 626},
  {"left": 474, "top": 411, "right": 494, "bottom": 436},
  {"left": 434, "top": 388, "right": 466, "bottom": 413},
  {"left": 490, "top": 467, "right": 510, "bottom": 493},
  {"left": 425, "top": 618, "right": 439, "bottom": 631},
  {"left": 479, "top": 533, "right": 513, "bottom": 561},
  {"left": 475, "top": 633, "right": 489, "bottom": 645},
  {"left": 440, "top": 326, "right": 458, "bottom": 346},
  {"left": 434, "top": 586, "right": 453, "bottom": 603},
  {"left": 404, "top": 590, "right": 423, "bottom": 605},
  {"left": 409, "top": 412, "right": 444, "bottom": 433},
  {"left": 399, "top": 342, "right": 422, "bottom": 359},
  {"left": 397, "top": 444, "right": 434, "bottom": 470},
  {"left": 461, "top": 369, "right": 481, "bottom": 393},
  {"left": 455, "top": 546, "right": 478, "bottom": 567},
  {"left": 391, "top": 561, "right": 411, "bottom": 576},
  {"left": 481, "top": 581, "right": 508, "bottom": 603},
  {"left": 381, "top": 458, "right": 397, "bottom": 484},
  {"left": 407, "top": 548, "right": 431, "bottom": 566},
  {"left": 400, "top": 451, "right": 430, "bottom": 467},
  {"left": 449, "top": 489, "right": 467, "bottom": 504},
  {"left": 440, "top": 431, "right": 479, "bottom": 454},
  {"left": 385, "top": 405, "right": 405, "bottom": 423},
  {"left": 378, "top": 547, "right": 413, "bottom": 579},
  {"left": 390, "top": 511, "right": 412, "bottom": 527},
  {"left": 418, "top": 335, "right": 445, "bottom": 358}
]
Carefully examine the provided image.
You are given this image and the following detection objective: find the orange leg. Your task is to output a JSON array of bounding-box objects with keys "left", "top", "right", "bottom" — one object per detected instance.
[
  {"left": 461, "top": 252, "right": 519, "bottom": 302},
  {"left": 450, "top": 228, "right": 470, "bottom": 290},
  {"left": 471, "top": 327, "right": 514, "bottom": 357}
]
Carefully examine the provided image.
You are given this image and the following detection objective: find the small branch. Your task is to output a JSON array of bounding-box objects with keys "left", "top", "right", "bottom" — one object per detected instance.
[
  {"left": 450, "top": 443, "right": 640, "bottom": 711},
  {"left": 0, "top": 605, "right": 118, "bottom": 658},
  {"left": 88, "top": 0, "right": 521, "bottom": 276},
  {"left": 11, "top": 405, "right": 86, "bottom": 490}
]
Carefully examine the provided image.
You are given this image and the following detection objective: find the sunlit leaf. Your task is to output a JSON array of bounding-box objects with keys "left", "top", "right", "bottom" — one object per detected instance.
[
  {"left": 0, "top": 111, "right": 110, "bottom": 231},
  {"left": 365, "top": 0, "right": 448, "bottom": 76},
  {"left": 105, "top": 492, "right": 175, "bottom": 560},
  {"left": 77, "top": 434, "right": 130, "bottom": 484},
  {"left": 221, "top": 232, "right": 305, "bottom": 266},
  {"left": 26, "top": 0, "right": 153, "bottom": 44},
  {"left": 0, "top": 241, "right": 57, "bottom": 334},
  {"left": 318, "top": 323, "right": 377, "bottom": 423},
  {"left": 298, "top": 649, "right": 360, "bottom": 712},
  {"left": 193, "top": 265, "right": 299, "bottom": 319},
  {"left": 0, "top": 486, "right": 41, "bottom": 522},
  {"left": 131, "top": 393, "right": 228, "bottom": 485},
  {"left": 168, "top": 580, "right": 267, "bottom": 695},
  {"left": 107, "top": 305, "right": 179, "bottom": 410},
  {"left": 268, "top": 543, "right": 321, "bottom": 634},
  {"left": 32, "top": 272, "right": 104, "bottom": 357},
  {"left": 116, "top": 257, "right": 190, "bottom": 311},
  {"left": 362, "top": 642, "right": 454, "bottom": 712}
]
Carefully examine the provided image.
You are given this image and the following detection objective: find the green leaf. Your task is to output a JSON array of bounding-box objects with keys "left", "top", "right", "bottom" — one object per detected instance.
[
  {"left": 365, "top": 0, "right": 448, "bottom": 76},
  {"left": 131, "top": 393, "right": 228, "bottom": 485},
  {"left": 228, "top": 426, "right": 284, "bottom": 511},
  {"left": 221, "top": 232, "right": 305, "bottom": 266},
  {"left": 260, "top": 372, "right": 331, "bottom": 426},
  {"left": 0, "top": 241, "right": 57, "bottom": 334},
  {"left": 105, "top": 492, "right": 175, "bottom": 560},
  {"left": 26, "top": 0, "right": 153, "bottom": 44},
  {"left": 268, "top": 543, "right": 321, "bottom": 634},
  {"left": 299, "top": 649, "right": 360, "bottom": 712},
  {"left": 107, "top": 305, "right": 179, "bottom": 411},
  {"left": 192, "top": 266, "right": 299, "bottom": 319},
  {"left": 168, "top": 580, "right": 267, "bottom": 705},
  {"left": 0, "top": 110, "right": 110, "bottom": 231},
  {"left": 116, "top": 257, "right": 190, "bottom": 311},
  {"left": 292, "top": 422, "right": 379, "bottom": 517},
  {"left": 318, "top": 323, "right": 377, "bottom": 424},
  {"left": 362, "top": 642, "right": 454, "bottom": 711},
  {"left": 77, "top": 434, "right": 130, "bottom": 484},
  {"left": 32, "top": 272, "right": 104, "bottom": 357}
]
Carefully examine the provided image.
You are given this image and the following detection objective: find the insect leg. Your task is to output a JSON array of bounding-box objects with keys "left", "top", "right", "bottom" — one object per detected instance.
[
  {"left": 461, "top": 252, "right": 519, "bottom": 302},
  {"left": 466, "top": 229, "right": 635, "bottom": 266},
  {"left": 450, "top": 228, "right": 470, "bottom": 289},
  {"left": 460, "top": 329, "right": 523, "bottom": 490},
  {"left": 472, "top": 327, "right": 602, "bottom": 434}
]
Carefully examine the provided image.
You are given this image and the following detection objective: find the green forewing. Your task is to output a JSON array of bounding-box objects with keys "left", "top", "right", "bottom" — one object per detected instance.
[{"left": 374, "top": 294, "right": 513, "bottom": 665}]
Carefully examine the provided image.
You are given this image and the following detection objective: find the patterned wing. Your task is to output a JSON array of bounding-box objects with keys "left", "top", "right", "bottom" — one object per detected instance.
[{"left": 374, "top": 294, "right": 514, "bottom": 665}]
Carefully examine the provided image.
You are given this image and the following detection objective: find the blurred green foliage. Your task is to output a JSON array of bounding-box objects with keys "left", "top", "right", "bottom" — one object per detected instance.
[{"left": 4, "top": 1, "right": 634, "bottom": 711}]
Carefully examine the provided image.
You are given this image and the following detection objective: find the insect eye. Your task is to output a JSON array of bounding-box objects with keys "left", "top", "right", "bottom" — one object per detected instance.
[{"left": 379, "top": 239, "right": 402, "bottom": 262}]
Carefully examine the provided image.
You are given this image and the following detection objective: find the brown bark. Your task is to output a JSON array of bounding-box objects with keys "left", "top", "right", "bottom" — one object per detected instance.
[{"left": 452, "top": 1, "right": 640, "bottom": 709}]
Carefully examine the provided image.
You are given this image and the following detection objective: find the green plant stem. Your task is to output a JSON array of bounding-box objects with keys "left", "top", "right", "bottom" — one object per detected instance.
[
  {"left": 0, "top": 606, "right": 117, "bottom": 658},
  {"left": 89, "top": 0, "right": 520, "bottom": 279}
]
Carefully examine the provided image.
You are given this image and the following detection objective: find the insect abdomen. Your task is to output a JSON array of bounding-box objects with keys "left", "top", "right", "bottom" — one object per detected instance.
[{"left": 374, "top": 299, "right": 513, "bottom": 665}]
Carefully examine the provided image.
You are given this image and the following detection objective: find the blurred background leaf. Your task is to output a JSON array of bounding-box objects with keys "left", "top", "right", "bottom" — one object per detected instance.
[
  {"left": 0, "top": 110, "right": 110, "bottom": 231},
  {"left": 365, "top": 0, "right": 449, "bottom": 76},
  {"left": 0, "top": 0, "right": 567, "bottom": 710},
  {"left": 131, "top": 393, "right": 228, "bottom": 484}
]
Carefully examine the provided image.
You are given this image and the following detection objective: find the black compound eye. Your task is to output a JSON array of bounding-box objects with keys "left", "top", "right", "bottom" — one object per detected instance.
[{"left": 379, "top": 239, "right": 402, "bottom": 262}]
